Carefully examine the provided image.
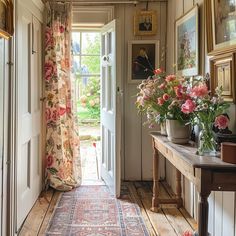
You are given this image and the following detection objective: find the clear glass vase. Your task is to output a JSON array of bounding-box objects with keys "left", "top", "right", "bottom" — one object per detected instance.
[{"left": 197, "top": 123, "right": 217, "bottom": 156}]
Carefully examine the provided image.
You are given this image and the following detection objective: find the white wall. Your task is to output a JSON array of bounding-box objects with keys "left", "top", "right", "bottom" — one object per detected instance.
[{"left": 166, "top": 1, "right": 236, "bottom": 235}]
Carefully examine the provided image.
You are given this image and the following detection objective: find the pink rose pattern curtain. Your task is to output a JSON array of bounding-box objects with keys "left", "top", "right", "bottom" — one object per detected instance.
[{"left": 44, "top": 2, "right": 81, "bottom": 191}]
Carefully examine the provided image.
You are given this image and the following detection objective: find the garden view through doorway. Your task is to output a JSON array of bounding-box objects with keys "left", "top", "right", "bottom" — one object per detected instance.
[{"left": 72, "top": 31, "right": 101, "bottom": 182}]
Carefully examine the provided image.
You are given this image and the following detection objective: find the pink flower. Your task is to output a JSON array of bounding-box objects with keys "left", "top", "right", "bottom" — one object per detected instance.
[
  {"left": 44, "top": 60, "right": 57, "bottom": 81},
  {"left": 182, "top": 231, "right": 193, "bottom": 236},
  {"left": 47, "top": 155, "right": 53, "bottom": 167},
  {"left": 174, "top": 85, "right": 183, "bottom": 98},
  {"left": 59, "top": 25, "right": 65, "bottom": 33},
  {"left": 45, "top": 27, "right": 53, "bottom": 49},
  {"left": 52, "top": 109, "right": 59, "bottom": 121},
  {"left": 215, "top": 115, "right": 229, "bottom": 130},
  {"left": 163, "top": 93, "right": 170, "bottom": 101},
  {"left": 190, "top": 84, "right": 208, "bottom": 98},
  {"left": 158, "top": 83, "right": 166, "bottom": 89},
  {"left": 165, "top": 74, "right": 175, "bottom": 82},
  {"left": 157, "top": 97, "right": 164, "bottom": 106},
  {"left": 45, "top": 108, "right": 51, "bottom": 121},
  {"left": 59, "top": 107, "right": 66, "bottom": 116},
  {"left": 181, "top": 99, "right": 196, "bottom": 114},
  {"left": 154, "top": 68, "right": 163, "bottom": 75}
]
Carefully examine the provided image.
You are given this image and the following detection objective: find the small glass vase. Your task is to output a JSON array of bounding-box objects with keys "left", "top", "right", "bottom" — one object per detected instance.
[{"left": 197, "top": 124, "right": 217, "bottom": 156}]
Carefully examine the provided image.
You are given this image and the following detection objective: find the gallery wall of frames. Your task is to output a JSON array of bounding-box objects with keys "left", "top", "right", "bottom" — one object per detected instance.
[{"left": 166, "top": 1, "right": 236, "bottom": 236}]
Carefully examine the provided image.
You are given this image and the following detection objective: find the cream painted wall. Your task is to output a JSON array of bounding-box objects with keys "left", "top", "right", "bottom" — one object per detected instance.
[
  {"left": 115, "top": 1, "right": 167, "bottom": 181},
  {"left": 166, "top": 1, "right": 236, "bottom": 235}
]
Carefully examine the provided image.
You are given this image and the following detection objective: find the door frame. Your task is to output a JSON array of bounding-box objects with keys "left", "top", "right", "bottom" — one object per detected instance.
[
  {"left": 72, "top": 6, "right": 124, "bottom": 189},
  {"left": 7, "top": 0, "right": 44, "bottom": 235}
]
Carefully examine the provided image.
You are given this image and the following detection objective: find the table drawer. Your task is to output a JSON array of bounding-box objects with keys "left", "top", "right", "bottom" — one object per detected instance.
[{"left": 212, "top": 171, "right": 236, "bottom": 191}]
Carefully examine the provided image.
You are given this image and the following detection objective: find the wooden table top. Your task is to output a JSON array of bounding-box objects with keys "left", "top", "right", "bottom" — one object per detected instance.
[{"left": 151, "top": 132, "right": 236, "bottom": 170}]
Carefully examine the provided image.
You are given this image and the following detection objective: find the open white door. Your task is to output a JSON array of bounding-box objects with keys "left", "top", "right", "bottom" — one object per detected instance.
[{"left": 100, "top": 20, "right": 121, "bottom": 197}]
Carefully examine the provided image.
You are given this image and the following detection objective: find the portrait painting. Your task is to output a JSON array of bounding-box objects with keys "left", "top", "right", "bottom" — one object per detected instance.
[
  {"left": 128, "top": 40, "right": 159, "bottom": 83},
  {"left": 134, "top": 10, "right": 157, "bottom": 36},
  {"left": 175, "top": 5, "right": 199, "bottom": 76}
]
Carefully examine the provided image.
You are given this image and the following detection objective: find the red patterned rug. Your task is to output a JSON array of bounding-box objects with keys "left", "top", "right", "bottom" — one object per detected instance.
[{"left": 46, "top": 184, "right": 149, "bottom": 236}]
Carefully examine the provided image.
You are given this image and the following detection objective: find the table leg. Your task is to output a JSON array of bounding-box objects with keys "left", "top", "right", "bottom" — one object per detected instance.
[
  {"left": 198, "top": 192, "right": 210, "bottom": 236},
  {"left": 151, "top": 139, "right": 159, "bottom": 212},
  {"left": 176, "top": 169, "right": 183, "bottom": 208}
]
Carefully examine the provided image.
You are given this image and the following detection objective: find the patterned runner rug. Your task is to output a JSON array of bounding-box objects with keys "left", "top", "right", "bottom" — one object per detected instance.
[{"left": 46, "top": 184, "right": 150, "bottom": 236}]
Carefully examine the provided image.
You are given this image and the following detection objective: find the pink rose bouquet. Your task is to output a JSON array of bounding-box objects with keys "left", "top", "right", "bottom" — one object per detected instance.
[
  {"left": 136, "top": 69, "right": 192, "bottom": 127},
  {"left": 180, "top": 79, "right": 229, "bottom": 155}
]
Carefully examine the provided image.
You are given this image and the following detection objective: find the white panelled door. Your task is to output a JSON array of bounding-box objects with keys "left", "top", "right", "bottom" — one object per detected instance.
[
  {"left": 16, "top": 3, "right": 42, "bottom": 230},
  {"left": 101, "top": 20, "right": 121, "bottom": 197}
]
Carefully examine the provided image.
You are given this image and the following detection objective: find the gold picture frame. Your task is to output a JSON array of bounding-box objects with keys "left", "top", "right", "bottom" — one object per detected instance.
[
  {"left": 134, "top": 10, "right": 157, "bottom": 36},
  {"left": 0, "top": 0, "right": 13, "bottom": 39},
  {"left": 175, "top": 5, "right": 199, "bottom": 77},
  {"left": 210, "top": 53, "right": 236, "bottom": 103},
  {"left": 205, "top": 0, "right": 236, "bottom": 55}
]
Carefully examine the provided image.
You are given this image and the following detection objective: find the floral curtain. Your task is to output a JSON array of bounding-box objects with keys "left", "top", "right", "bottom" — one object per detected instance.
[{"left": 44, "top": 2, "right": 81, "bottom": 191}]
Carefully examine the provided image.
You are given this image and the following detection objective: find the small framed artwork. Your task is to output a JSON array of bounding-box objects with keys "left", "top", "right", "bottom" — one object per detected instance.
[
  {"left": 134, "top": 10, "right": 157, "bottom": 36},
  {"left": 175, "top": 5, "right": 199, "bottom": 77},
  {"left": 128, "top": 40, "right": 159, "bottom": 84},
  {"left": 0, "top": 0, "right": 13, "bottom": 39},
  {"left": 210, "top": 53, "right": 236, "bottom": 103},
  {"left": 205, "top": 0, "right": 236, "bottom": 55}
]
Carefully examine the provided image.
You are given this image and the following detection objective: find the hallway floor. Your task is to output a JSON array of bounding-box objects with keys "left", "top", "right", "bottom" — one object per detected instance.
[{"left": 19, "top": 181, "right": 197, "bottom": 236}]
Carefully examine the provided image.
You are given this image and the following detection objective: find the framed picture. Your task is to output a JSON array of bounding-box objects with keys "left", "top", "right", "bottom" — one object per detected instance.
[
  {"left": 134, "top": 10, "right": 157, "bottom": 36},
  {"left": 0, "top": 0, "right": 13, "bottom": 39},
  {"left": 175, "top": 5, "right": 199, "bottom": 77},
  {"left": 128, "top": 40, "right": 159, "bottom": 84},
  {"left": 205, "top": 0, "right": 236, "bottom": 55},
  {"left": 210, "top": 53, "right": 236, "bottom": 103}
]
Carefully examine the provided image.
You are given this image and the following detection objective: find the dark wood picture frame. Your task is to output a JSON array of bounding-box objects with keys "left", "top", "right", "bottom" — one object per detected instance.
[
  {"left": 128, "top": 40, "right": 159, "bottom": 83},
  {"left": 210, "top": 52, "right": 236, "bottom": 103},
  {"left": 0, "top": 0, "right": 13, "bottom": 39}
]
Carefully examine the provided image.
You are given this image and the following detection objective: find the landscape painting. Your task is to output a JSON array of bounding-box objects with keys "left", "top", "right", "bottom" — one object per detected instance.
[{"left": 175, "top": 5, "right": 199, "bottom": 76}]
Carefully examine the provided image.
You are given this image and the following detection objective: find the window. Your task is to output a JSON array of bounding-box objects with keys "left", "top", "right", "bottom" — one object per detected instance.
[{"left": 72, "top": 31, "right": 101, "bottom": 120}]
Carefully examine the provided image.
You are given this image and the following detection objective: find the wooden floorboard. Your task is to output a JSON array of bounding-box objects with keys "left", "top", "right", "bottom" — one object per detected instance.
[
  {"left": 134, "top": 182, "right": 179, "bottom": 236},
  {"left": 19, "top": 189, "right": 54, "bottom": 236},
  {"left": 38, "top": 191, "right": 61, "bottom": 236},
  {"left": 125, "top": 182, "right": 157, "bottom": 236},
  {"left": 161, "top": 181, "right": 198, "bottom": 231},
  {"left": 19, "top": 182, "right": 197, "bottom": 236}
]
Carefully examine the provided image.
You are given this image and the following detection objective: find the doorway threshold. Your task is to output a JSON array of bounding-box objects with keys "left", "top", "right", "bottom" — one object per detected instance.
[{"left": 81, "top": 179, "right": 104, "bottom": 186}]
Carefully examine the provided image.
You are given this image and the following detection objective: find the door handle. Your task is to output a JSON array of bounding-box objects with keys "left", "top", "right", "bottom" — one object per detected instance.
[{"left": 117, "top": 87, "right": 123, "bottom": 96}]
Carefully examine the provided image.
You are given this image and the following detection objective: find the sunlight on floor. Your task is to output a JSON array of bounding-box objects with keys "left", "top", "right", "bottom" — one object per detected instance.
[{"left": 80, "top": 124, "right": 101, "bottom": 183}]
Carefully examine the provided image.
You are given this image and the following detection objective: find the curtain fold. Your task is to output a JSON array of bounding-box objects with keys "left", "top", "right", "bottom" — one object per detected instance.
[{"left": 44, "top": 2, "right": 81, "bottom": 191}]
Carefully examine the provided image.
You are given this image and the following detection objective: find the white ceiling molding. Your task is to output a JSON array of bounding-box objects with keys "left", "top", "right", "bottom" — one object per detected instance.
[
  {"left": 51, "top": 0, "right": 167, "bottom": 4},
  {"left": 72, "top": 6, "right": 114, "bottom": 27}
]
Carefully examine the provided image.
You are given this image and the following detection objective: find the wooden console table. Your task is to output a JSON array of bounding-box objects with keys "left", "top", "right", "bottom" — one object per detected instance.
[{"left": 151, "top": 132, "right": 236, "bottom": 236}]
